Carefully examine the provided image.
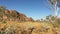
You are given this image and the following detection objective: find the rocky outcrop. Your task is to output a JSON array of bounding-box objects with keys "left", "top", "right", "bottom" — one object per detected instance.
[{"left": 0, "top": 6, "right": 34, "bottom": 22}]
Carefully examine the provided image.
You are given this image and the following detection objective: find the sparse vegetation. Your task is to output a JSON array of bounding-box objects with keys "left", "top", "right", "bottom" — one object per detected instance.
[
  {"left": 0, "top": 6, "right": 60, "bottom": 34},
  {"left": 0, "top": 22, "right": 60, "bottom": 34}
]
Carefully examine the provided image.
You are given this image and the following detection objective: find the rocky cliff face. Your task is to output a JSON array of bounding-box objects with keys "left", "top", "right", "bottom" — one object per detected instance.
[{"left": 0, "top": 6, "right": 34, "bottom": 22}]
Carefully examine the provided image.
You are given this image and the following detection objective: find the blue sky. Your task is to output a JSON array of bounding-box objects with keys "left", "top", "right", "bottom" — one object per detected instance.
[{"left": 0, "top": 0, "right": 60, "bottom": 20}]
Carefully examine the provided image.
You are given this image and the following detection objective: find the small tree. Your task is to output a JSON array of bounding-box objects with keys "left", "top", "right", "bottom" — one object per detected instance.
[{"left": 0, "top": 6, "right": 6, "bottom": 22}]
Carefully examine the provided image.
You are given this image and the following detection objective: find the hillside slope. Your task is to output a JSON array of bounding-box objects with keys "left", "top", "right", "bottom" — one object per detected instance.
[{"left": 0, "top": 6, "right": 34, "bottom": 22}]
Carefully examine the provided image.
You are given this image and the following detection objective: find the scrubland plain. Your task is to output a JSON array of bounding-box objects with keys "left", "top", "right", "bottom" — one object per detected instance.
[{"left": 0, "top": 21, "right": 60, "bottom": 34}]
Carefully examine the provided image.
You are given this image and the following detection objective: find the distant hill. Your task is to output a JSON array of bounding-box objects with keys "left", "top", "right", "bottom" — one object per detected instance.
[{"left": 0, "top": 6, "right": 34, "bottom": 22}]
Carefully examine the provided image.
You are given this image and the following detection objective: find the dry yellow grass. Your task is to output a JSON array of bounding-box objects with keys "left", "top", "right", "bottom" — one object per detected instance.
[{"left": 0, "top": 22, "right": 60, "bottom": 34}]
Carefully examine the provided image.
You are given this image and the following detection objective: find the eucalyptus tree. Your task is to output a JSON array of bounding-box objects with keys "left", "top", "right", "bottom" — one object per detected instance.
[{"left": 47, "top": 0, "right": 60, "bottom": 17}]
